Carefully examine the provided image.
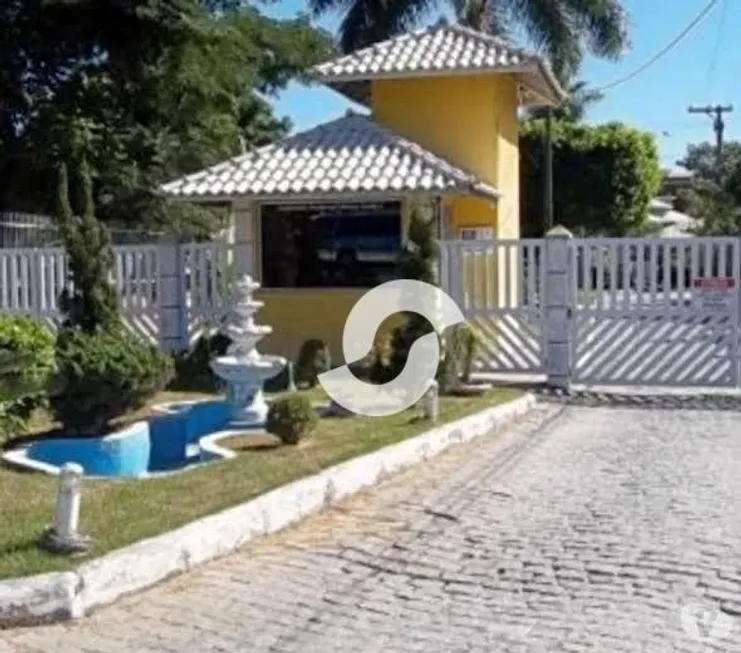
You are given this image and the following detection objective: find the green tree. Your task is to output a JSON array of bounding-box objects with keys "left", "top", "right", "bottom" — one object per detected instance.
[
  {"left": 310, "top": 0, "right": 627, "bottom": 81},
  {"left": 679, "top": 141, "right": 741, "bottom": 188},
  {"left": 55, "top": 158, "right": 119, "bottom": 333},
  {"left": 675, "top": 141, "right": 741, "bottom": 236},
  {"left": 520, "top": 120, "right": 661, "bottom": 236},
  {"left": 0, "top": 1, "right": 331, "bottom": 236}
]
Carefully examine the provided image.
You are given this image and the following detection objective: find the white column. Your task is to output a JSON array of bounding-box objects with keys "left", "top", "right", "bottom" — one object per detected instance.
[
  {"left": 158, "top": 237, "right": 188, "bottom": 351},
  {"left": 544, "top": 226, "right": 575, "bottom": 390}
]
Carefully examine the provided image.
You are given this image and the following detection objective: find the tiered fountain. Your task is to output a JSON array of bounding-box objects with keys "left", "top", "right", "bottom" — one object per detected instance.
[{"left": 210, "top": 275, "right": 287, "bottom": 426}]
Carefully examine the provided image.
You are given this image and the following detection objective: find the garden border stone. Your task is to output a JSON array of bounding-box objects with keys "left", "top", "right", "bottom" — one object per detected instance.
[{"left": 0, "top": 392, "right": 536, "bottom": 627}]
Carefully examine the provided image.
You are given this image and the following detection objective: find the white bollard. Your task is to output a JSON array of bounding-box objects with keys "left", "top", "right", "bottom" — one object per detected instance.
[
  {"left": 54, "top": 462, "right": 84, "bottom": 539},
  {"left": 423, "top": 380, "right": 439, "bottom": 422},
  {"left": 39, "top": 462, "right": 91, "bottom": 554}
]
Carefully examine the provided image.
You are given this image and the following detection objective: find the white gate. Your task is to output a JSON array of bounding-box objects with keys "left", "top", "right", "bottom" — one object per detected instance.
[
  {"left": 572, "top": 237, "right": 741, "bottom": 388},
  {"left": 442, "top": 235, "right": 741, "bottom": 389},
  {"left": 440, "top": 239, "right": 545, "bottom": 375}
]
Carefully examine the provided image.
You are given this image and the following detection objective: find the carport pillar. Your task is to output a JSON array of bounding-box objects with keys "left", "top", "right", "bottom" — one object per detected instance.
[{"left": 544, "top": 226, "right": 575, "bottom": 390}]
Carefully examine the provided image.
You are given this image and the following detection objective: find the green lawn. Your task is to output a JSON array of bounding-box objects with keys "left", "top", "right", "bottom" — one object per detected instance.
[{"left": 0, "top": 386, "right": 521, "bottom": 580}]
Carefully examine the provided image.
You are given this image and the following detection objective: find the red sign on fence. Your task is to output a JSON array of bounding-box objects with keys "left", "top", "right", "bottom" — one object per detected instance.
[{"left": 692, "top": 277, "right": 736, "bottom": 290}]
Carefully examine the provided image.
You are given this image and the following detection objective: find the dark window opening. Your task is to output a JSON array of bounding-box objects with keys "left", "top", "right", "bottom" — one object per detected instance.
[{"left": 260, "top": 202, "right": 403, "bottom": 288}]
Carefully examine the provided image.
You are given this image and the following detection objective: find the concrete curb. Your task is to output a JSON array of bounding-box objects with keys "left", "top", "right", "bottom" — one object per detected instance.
[{"left": 0, "top": 393, "right": 536, "bottom": 627}]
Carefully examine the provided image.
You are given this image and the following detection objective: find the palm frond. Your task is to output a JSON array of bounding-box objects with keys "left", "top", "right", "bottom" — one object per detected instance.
[{"left": 337, "top": 0, "right": 440, "bottom": 53}]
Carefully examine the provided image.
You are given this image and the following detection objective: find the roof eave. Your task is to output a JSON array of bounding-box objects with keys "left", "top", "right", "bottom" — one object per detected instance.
[
  {"left": 315, "top": 62, "right": 567, "bottom": 107},
  {"left": 163, "top": 184, "right": 500, "bottom": 205}
]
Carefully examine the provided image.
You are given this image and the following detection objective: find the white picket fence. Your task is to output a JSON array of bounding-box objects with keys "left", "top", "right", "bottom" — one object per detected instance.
[
  {"left": 0, "top": 242, "right": 234, "bottom": 346},
  {"left": 440, "top": 239, "right": 545, "bottom": 374},
  {"left": 6, "top": 234, "right": 741, "bottom": 388}
]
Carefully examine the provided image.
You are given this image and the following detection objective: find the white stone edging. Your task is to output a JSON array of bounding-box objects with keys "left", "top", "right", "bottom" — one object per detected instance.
[{"left": 0, "top": 393, "right": 536, "bottom": 627}]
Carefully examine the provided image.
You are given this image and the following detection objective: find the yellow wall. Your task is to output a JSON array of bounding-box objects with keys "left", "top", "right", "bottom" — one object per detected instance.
[
  {"left": 256, "top": 289, "right": 402, "bottom": 364},
  {"left": 371, "top": 73, "right": 520, "bottom": 239},
  {"left": 245, "top": 75, "right": 524, "bottom": 358}
]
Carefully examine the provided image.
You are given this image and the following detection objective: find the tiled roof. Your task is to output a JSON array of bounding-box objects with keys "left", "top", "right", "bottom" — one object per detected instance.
[
  {"left": 312, "top": 23, "right": 565, "bottom": 107},
  {"left": 161, "top": 113, "right": 499, "bottom": 201}
]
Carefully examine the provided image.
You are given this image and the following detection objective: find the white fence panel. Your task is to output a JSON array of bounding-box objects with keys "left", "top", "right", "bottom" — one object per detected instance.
[
  {"left": 441, "top": 239, "right": 545, "bottom": 374},
  {"left": 181, "top": 242, "right": 235, "bottom": 344},
  {"left": 0, "top": 245, "right": 162, "bottom": 343},
  {"left": 113, "top": 245, "right": 160, "bottom": 344}
]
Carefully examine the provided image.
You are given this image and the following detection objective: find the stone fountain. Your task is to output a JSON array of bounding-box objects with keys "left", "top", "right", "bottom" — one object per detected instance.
[{"left": 210, "top": 275, "right": 287, "bottom": 426}]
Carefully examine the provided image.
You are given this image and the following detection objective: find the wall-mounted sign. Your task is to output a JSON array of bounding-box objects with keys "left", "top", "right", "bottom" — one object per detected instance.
[{"left": 460, "top": 227, "right": 494, "bottom": 241}]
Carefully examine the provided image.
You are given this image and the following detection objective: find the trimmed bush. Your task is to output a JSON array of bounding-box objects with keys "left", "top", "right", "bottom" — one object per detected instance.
[
  {"left": 171, "top": 331, "right": 230, "bottom": 392},
  {"left": 50, "top": 328, "right": 174, "bottom": 434},
  {"left": 295, "top": 339, "right": 331, "bottom": 388},
  {"left": 266, "top": 394, "right": 317, "bottom": 445},
  {"left": 437, "top": 323, "right": 480, "bottom": 393},
  {"left": 0, "top": 317, "right": 55, "bottom": 440},
  {"left": 368, "top": 334, "right": 395, "bottom": 384}
]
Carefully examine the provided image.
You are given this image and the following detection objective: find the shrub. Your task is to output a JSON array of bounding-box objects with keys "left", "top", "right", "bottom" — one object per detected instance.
[
  {"left": 437, "top": 323, "right": 480, "bottom": 393},
  {"left": 266, "top": 394, "right": 317, "bottom": 445},
  {"left": 295, "top": 339, "right": 331, "bottom": 388},
  {"left": 264, "top": 362, "right": 293, "bottom": 393},
  {"left": 0, "top": 317, "right": 55, "bottom": 440},
  {"left": 368, "top": 334, "right": 395, "bottom": 384},
  {"left": 50, "top": 328, "right": 174, "bottom": 434},
  {"left": 456, "top": 323, "right": 479, "bottom": 383},
  {"left": 171, "top": 331, "right": 230, "bottom": 392}
]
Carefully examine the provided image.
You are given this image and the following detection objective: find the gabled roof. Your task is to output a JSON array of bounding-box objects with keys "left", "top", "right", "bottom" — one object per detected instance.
[
  {"left": 161, "top": 112, "right": 499, "bottom": 201},
  {"left": 312, "top": 23, "right": 565, "bottom": 108}
]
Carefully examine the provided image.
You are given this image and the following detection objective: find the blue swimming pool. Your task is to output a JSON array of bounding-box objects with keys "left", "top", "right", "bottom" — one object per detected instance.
[{"left": 16, "top": 400, "right": 235, "bottom": 478}]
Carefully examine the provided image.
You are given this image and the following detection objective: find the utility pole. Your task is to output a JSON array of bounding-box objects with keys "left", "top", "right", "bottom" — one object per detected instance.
[{"left": 688, "top": 104, "right": 734, "bottom": 181}]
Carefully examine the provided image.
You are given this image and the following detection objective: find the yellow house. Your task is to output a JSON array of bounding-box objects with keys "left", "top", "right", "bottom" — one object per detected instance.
[{"left": 162, "top": 22, "right": 564, "bottom": 360}]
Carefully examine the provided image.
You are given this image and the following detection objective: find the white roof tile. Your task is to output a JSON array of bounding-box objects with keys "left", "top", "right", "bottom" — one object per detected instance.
[
  {"left": 312, "top": 23, "right": 564, "bottom": 106},
  {"left": 161, "top": 113, "right": 499, "bottom": 200}
]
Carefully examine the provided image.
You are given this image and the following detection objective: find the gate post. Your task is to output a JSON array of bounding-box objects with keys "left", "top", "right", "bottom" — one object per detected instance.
[
  {"left": 544, "top": 226, "right": 575, "bottom": 390},
  {"left": 157, "top": 237, "right": 188, "bottom": 352}
]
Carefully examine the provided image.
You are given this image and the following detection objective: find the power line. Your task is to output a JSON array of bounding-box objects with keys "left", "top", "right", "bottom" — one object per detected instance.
[
  {"left": 706, "top": 0, "right": 727, "bottom": 92},
  {"left": 597, "top": 0, "right": 720, "bottom": 93}
]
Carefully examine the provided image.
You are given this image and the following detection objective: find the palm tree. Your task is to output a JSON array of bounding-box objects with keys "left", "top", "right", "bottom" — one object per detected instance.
[
  {"left": 310, "top": 0, "right": 628, "bottom": 82},
  {"left": 528, "top": 80, "right": 604, "bottom": 122}
]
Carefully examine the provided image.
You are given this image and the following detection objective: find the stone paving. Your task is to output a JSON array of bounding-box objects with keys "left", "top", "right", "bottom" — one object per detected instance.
[{"left": 3, "top": 403, "right": 741, "bottom": 652}]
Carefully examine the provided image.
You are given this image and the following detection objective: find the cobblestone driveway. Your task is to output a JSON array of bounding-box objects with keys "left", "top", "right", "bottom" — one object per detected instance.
[{"left": 3, "top": 403, "right": 741, "bottom": 652}]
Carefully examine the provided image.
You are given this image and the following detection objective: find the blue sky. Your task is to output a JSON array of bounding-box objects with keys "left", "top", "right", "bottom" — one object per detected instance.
[{"left": 264, "top": 0, "right": 739, "bottom": 168}]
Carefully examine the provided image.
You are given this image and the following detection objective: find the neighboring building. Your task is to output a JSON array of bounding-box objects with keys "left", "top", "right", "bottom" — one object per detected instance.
[
  {"left": 659, "top": 165, "right": 695, "bottom": 197},
  {"left": 163, "top": 22, "right": 565, "bottom": 359}
]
